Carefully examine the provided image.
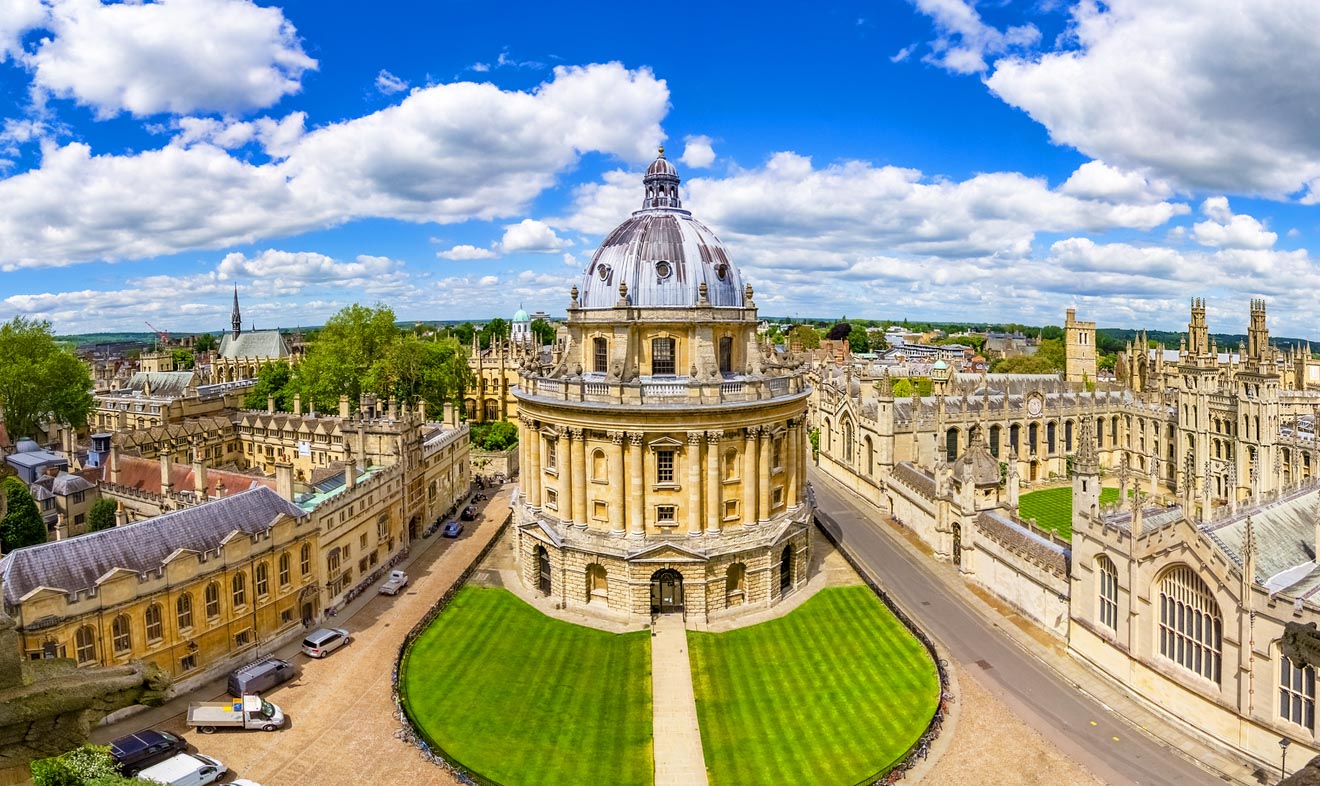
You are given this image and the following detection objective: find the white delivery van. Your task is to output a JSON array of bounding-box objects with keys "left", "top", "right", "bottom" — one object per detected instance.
[{"left": 136, "top": 752, "right": 227, "bottom": 786}]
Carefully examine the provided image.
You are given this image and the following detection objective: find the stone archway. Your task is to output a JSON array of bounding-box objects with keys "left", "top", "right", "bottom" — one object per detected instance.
[
  {"left": 650, "top": 569, "right": 684, "bottom": 614},
  {"left": 780, "top": 545, "right": 794, "bottom": 593},
  {"left": 535, "top": 545, "right": 551, "bottom": 595}
]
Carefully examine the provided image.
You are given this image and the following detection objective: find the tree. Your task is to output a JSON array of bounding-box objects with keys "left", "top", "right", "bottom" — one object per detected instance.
[
  {"left": 291, "top": 304, "right": 399, "bottom": 412},
  {"left": 87, "top": 498, "right": 117, "bottom": 532},
  {"left": 479, "top": 318, "right": 510, "bottom": 349},
  {"left": 825, "top": 323, "right": 853, "bottom": 341},
  {"left": 367, "top": 335, "right": 472, "bottom": 412},
  {"left": 0, "top": 317, "right": 94, "bottom": 441},
  {"left": 2, "top": 476, "right": 47, "bottom": 551},
  {"left": 191, "top": 332, "right": 218, "bottom": 352},
  {"left": 31, "top": 744, "right": 148, "bottom": 786},
  {"left": 446, "top": 322, "right": 477, "bottom": 347},
  {"left": 244, "top": 361, "right": 295, "bottom": 411},
  {"left": 1035, "top": 338, "right": 1067, "bottom": 371},
  {"left": 891, "top": 378, "right": 914, "bottom": 398},
  {"left": 470, "top": 421, "right": 518, "bottom": 451},
  {"left": 991, "top": 355, "right": 1058, "bottom": 374},
  {"left": 529, "top": 318, "right": 556, "bottom": 347},
  {"left": 787, "top": 324, "right": 821, "bottom": 350}
]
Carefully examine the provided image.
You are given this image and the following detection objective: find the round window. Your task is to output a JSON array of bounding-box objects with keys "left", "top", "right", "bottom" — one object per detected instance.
[
  {"left": 715, "top": 263, "right": 728, "bottom": 281},
  {"left": 655, "top": 260, "right": 672, "bottom": 279},
  {"left": 597, "top": 264, "right": 611, "bottom": 281}
]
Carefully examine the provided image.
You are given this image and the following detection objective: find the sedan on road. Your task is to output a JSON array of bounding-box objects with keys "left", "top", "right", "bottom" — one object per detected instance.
[{"left": 442, "top": 521, "right": 463, "bottom": 538}]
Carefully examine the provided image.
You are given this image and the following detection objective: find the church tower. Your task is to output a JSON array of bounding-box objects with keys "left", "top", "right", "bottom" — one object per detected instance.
[
  {"left": 231, "top": 286, "right": 242, "bottom": 339},
  {"left": 1072, "top": 417, "right": 1101, "bottom": 533},
  {"left": 1064, "top": 308, "right": 1097, "bottom": 385}
]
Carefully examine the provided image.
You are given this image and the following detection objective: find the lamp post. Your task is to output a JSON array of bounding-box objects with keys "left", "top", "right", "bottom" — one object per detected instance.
[{"left": 1280, "top": 736, "right": 1291, "bottom": 781}]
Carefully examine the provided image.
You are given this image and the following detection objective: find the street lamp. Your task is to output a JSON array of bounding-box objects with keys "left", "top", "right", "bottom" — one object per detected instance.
[{"left": 1280, "top": 736, "right": 1291, "bottom": 781}]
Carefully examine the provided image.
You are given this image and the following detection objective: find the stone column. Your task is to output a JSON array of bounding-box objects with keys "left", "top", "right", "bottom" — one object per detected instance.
[
  {"left": 608, "top": 431, "right": 626, "bottom": 534},
  {"left": 688, "top": 431, "right": 704, "bottom": 536},
  {"left": 528, "top": 421, "right": 542, "bottom": 508},
  {"left": 743, "top": 427, "right": 758, "bottom": 526},
  {"left": 758, "top": 425, "right": 773, "bottom": 523},
  {"left": 571, "top": 428, "right": 587, "bottom": 528},
  {"left": 706, "top": 431, "right": 722, "bottom": 534},
  {"left": 799, "top": 420, "right": 808, "bottom": 494},
  {"left": 786, "top": 419, "right": 799, "bottom": 508},
  {"left": 628, "top": 433, "right": 645, "bottom": 536},
  {"left": 558, "top": 428, "right": 573, "bottom": 524}
]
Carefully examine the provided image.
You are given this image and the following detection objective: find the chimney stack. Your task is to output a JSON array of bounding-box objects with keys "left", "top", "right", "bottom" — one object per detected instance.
[
  {"left": 110, "top": 443, "right": 121, "bottom": 484},
  {"left": 339, "top": 394, "right": 350, "bottom": 419},
  {"left": 275, "top": 462, "right": 294, "bottom": 501},
  {"left": 418, "top": 399, "right": 426, "bottom": 421},
  {"left": 115, "top": 500, "right": 127, "bottom": 527},
  {"left": 345, "top": 464, "right": 356, "bottom": 491},
  {"left": 387, "top": 396, "right": 397, "bottom": 420},
  {"left": 443, "top": 402, "right": 455, "bottom": 428},
  {"left": 194, "top": 460, "right": 208, "bottom": 498},
  {"left": 267, "top": 394, "right": 275, "bottom": 414},
  {"left": 293, "top": 393, "right": 302, "bottom": 416},
  {"left": 160, "top": 453, "right": 173, "bottom": 493}
]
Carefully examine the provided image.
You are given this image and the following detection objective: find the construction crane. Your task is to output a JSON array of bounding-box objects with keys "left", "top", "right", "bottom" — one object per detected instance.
[{"left": 145, "top": 321, "right": 170, "bottom": 348}]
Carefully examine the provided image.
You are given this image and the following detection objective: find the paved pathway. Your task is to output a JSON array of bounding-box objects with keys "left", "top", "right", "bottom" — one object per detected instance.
[
  {"left": 650, "top": 614, "right": 709, "bottom": 786},
  {"left": 811, "top": 468, "right": 1262, "bottom": 786}
]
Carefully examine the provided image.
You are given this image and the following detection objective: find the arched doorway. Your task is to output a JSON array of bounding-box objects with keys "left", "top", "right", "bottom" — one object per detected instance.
[
  {"left": 650, "top": 569, "right": 684, "bottom": 614},
  {"left": 407, "top": 516, "right": 419, "bottom": 541},
  {"left": 535, "top": 546, "right": 551, "bottom": 595},
  {"left": 780, "top": 545, "right": 794, "bottom": 593}
]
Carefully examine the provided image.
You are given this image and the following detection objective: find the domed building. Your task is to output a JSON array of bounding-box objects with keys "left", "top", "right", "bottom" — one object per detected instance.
[{"left": 512, "top": 148, "right": 814, "bottom": 621}]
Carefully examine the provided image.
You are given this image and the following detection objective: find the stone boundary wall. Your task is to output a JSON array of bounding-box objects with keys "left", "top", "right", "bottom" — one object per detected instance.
[
  {"left": 391, "top": 513, "right": 513, "bottom": 786},
  {"left": 470, "top": 444, "right": 518, "bottom": 482},
  {"left": 812, "top": 508, "right": 951, "bottom": 785}
]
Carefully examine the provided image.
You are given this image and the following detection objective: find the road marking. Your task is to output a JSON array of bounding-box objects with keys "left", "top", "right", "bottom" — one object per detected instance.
[
  {"left": 1112, "top": 737, "right": 1120, "bottom": 742},
  {"left": 1090, "top": 721, "right": 1097, "bottom": 726}
]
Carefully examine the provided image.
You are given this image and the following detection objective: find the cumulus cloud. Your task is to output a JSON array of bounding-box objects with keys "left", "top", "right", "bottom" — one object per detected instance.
[
  {"left": 170, "top": 112, "right": 307, "bottom": 157},
  {"left": 0, "top": 62, "right": 669, "bottom": 268},
  {"left": 909, "top": 0, "right": 1039, "bottom": 74},
  {"left": 375, "top": 69, "right": 408, "bottom": 95},
  {"left": 1191, "top": 196, "right": 1277, "bottom": 249},
  {"left": 0, "top": 0, "right": 46, "bottom": 62},
  {"left": 437, "top": 244, "right": 498, "bottom": 260},
  {"left": 216, "top": 249, "right": 403, "bottom": 283},
  {"left": 680, "top": 135, "right": 715, "bottom": 168},
  {"left": 986, "top": 0, "right": 1320, "bottom": 198},
  {"left": 499, "top": 219, "right": 572, "bottom": 253},
  {"left": 27, "top": 0, "right": 317, "bottom": 117}
]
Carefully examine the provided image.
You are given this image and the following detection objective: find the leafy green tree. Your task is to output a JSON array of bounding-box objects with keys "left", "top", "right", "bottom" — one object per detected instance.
[
  {"left": 191, "top": 332, "right": 218, "bottom": 352},
  {"left": 479, "top": 318, "right": 510, "bottom": 349},
  {"left": 367, "top": 335, "right": 473, "bottom": 412},
  {"left": 446, "top": 322, "right": 477, "bottom": 347},
  {"left": 32, "top": 744, "right": 150, "bottom": 786},
  {"left": 1035, "top": 338, "right": 1067, "bottom": 371},
  {"left": 169, "top": 348, "right": 195, "bottom": 369},
  {"left": 470, "top": 421, "right": 519, "bottom": 451},
  {"left": 991, "top": 355, "right": 1058, "bottom": 374},
  {"left": 291, "top": 304, "right": 400, "bottom": 412},
  {"left": 529, "top": 318, "right": 556, "bottom": 347},
  {"left": 891, "top": 378, "right": 914, "bottom": 398},
  {"left": 87, "top": 497, "right": 118, "bottom": 532},
  {"left": 2, "top": 476, "right": 47, "bottom": 551},
  {"left": 0, "top": 317, "right": 94, "bottom": 441},
  {"left": 787, "top": 324, "right": 821, "bottom": 350},
  {"left": 244, "top": 361, "right": 295, "bottom": 411}
]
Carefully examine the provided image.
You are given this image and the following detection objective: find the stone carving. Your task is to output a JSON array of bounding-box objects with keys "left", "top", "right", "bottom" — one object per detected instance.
[{"left": 1282, "top": 621, "right": 1320, "bottom": 670}]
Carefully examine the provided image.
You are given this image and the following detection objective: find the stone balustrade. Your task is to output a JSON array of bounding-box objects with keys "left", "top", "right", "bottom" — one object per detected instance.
[{"left": 518, "top": 372, "right": 808, "bottom": 407}]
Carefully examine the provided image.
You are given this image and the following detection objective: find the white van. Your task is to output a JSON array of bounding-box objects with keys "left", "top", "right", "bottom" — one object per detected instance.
[{"left": 137, "top": 752, "right": 227, "bottom": 786}]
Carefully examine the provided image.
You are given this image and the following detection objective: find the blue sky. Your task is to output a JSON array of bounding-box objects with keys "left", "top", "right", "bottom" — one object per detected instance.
[{"left": 2, "top": 0, "right": 1320, "bottom": 338}]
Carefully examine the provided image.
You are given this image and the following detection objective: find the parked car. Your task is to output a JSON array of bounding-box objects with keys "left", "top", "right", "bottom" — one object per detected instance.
[
  {"left": 442, "top": 521, "right": 463, "bottom": 538},
  {"left": 227, "top": 656, "right": 295, "bottom": 697},
  {"left": 460, "top": 505, "right": 477, "bottom": 521},
  {"left": 301, "top": 627, "right": 350, "bottom": 658},
  {"left": 109, "top": 729, "right": 189, "bottom": 776},
  {"left": 219, "top": 781, "right": 264, "bottom": 786},
  {"left": 136, "top": 752, "right": 226, "bottom": 786},
  {"left": 379, "top": 570, "right": 409, "bottom": 595}
]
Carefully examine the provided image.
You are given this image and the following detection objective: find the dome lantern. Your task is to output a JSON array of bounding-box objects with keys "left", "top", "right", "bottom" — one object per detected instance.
[{"left": 642, "top": 146, "right": 681, "bottom": 210}]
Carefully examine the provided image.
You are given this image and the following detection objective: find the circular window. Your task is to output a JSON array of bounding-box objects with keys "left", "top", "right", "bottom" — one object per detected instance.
[
  {"left": 597, "top": 264, "right": 611, "bottom": 281},
  {"left": 715, "top": 263, "right": 728, "bottom": 281},
  {"left": 655, "top": 260, "right": 672, "bottom": 279}
]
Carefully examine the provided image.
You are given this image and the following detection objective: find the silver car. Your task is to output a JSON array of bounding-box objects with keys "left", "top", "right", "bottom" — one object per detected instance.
[{"left": 301, "top": 627, "right": 349, "bottom": 658}]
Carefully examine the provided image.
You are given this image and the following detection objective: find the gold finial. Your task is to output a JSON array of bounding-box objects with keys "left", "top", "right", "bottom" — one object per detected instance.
[{"left": 658, "top": 145, "right": 665, "bottom": 157}]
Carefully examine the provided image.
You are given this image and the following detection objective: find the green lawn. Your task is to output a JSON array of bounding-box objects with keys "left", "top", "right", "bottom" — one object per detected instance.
[
  {"left": 400, "top": 586, "right": 653, "bottom": 786},
  {"left": 689, "top": 586, "right": 940, "bottom": 786},
  {"left": 1018, "top": 486, "right": 1119, "bottom": 541}
]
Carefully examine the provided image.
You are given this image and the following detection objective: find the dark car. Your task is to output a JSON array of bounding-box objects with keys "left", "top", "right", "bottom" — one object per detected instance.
[
  {"left": 442, "top": 521, "right": 463, "bottom": 538},
  {"left": 109, "top": 729, "right": 189, "bottom": 775},
  {"left": 459, "top": 505, "right": 477, "bottom": 521}
]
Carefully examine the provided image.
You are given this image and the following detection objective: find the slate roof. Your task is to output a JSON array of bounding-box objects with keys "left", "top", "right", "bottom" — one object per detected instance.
[
  {"left": 0, "top": 486, "right": 307, "bottom": 605},
  {"left": 32, "top": 471, "right": 95, "bottom": 496},
  {"left": 217, "top": 330, "right": 291, "bottom": 360},
  {"left": 891, "top": 462, "right": 935, "bottom": 500},
  {"left": 976, "top": 510, "right": 1069, "bottom": 576},
  {"left": 123, "top": 371, "right": 195, "bottom": 398},
  {"left": 1202, "top": 485, "right": 1320, "bottom": 593}
]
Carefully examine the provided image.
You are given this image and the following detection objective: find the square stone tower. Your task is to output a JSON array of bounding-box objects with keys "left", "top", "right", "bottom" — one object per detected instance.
[{"left": 1065, "top": 308, "right": 1097, "bottom": 385}]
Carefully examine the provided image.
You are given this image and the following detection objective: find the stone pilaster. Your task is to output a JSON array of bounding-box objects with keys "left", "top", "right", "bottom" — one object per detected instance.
[
  {"left": 688, "top": 431, "right": 704, "bottom": 536},
  {"left": 571, "top": 427, "right": 587, "bottom": 528},
  {"left": 706, "top": 431, "right": 722, "bottom": 534},
  {"left": 628, "top": 432, "right": 645, "bottom": 536},
  {"left": 608, "top": 431, "right": 626, "bottom": 534},
  {"left": 785, "top": 418, "right": 799, "bottom": 508},
  {"left": 528, "top": 420, "right": 542, "bottom": 508},
  {"left": 558, "top": 427, "right": 573, "bottom": 523},
  {"left": 743, "top": 427, "right": 758, "bottom": 526},
  {"left": 758, "top": 425, "right": 773, "bottom": 523}
]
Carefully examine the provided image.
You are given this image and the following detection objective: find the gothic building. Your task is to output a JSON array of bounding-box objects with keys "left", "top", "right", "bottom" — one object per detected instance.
[
  {"left": 213, "top": 288, "right": 295, "bottom": 383},
  {"left": 512, "top": 149, "right": 813, "bottom": 622}
]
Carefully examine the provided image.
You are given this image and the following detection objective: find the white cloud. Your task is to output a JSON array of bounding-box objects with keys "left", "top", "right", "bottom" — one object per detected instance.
[
  {"left": 0, "top": 0, "right": 46, "bottom": 62},
  {"left": 890, "top": 45, "right": 914, "bottom": 63},
  {"left": 910, "top": 0, "right": 1039, "bottom": 74},
  {"left": 27, "top": 0, "right": 317, "bottom": 118},
  {"left": 1059, "top": 160, "right": 1173, "bottom": 204},
  {"left": 437, "top": 244, "right": 498, "bottom": 260},
  {"left": 169, "top": 112, "right": 306, "bottom": 157},
  {"left": 375, "top": 69, "right": 408, "bottom": 95},
  {"left": 1191, "top": 196, "right": 1277, "bottom": 249},
  {"left": 986, "top": 0, "right": 1320, "bottom": 197},
  {"left": 0, "top": 62, "right": 669, "bottom": 268},
  {"left": 500, "top": 219, "right": 572, "bottom": 253},
  {"left": 680, "top": 135, "right": 715, "bottom": 169},
  {"left": 216, "top": 249, "right": 403, "bottom": 283}
]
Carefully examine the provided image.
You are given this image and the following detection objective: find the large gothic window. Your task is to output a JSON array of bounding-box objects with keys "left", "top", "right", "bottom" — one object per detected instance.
[
  {"left": 1281, "top": 654, "right": 1316, "bottom": 731},
  {"left": 75, "top": 625, "right": 96, "bottom": 664},
  {"left": 843, "top": 419, "right": 854, "bottom": 463},
  {"left": 1157, "top": 566, "right": 1222, "bottom": 683},
  {"left": 989, "top": 425, "right": 1001, "bottom": 458},
  {"left": 1096, "top": 556, "right": 1118, "bottom": 630},
  {"left": 652, "top": 337, "right": 676, "bottom": 376}
]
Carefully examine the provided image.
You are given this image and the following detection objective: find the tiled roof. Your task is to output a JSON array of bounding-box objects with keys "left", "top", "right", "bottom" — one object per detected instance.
[
  {"left": 125, "top": 371, "right": 195, "bottom": 398},
  {"left": 0, "top": 486, "right": 307, "bottom": 604},
  {"left": 104, "top": 454, "right": 273, "bottom": 497},
  {"left": 891, "top": 462, "right": 935, "bottom": 500},
  {"left": 32, "top": 471, "right": 96, "bottom": 496},
  {"left": 218, "top": 330, "right": 290, "bottom": 360}
]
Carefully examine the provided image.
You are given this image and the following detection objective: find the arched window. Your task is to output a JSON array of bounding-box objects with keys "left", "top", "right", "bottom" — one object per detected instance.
[
  {"left": 279, "top": 552, "right": 291, "bottom": 587},
  {"left": 593, "top": 337, "right": 608, "bottom": 374},
  {"left": 1028, "top": 423, "right": 1039, "bottom": 454},
  {"left": 1009, "top": 424, "right": 1020, "bottom": 454},
  {"left": 864, "top": 436, "right": 874, "bottom": 475},
  {"left": 1157, "top": 566, "right": 1222, "bottom": 683},
  {"left": 255, "top": 562, "right": 269, "bottom": 597},
  {"left": 843, "top": 419, "right": 854, "bottom": 463},
  {"left": 74, "top": 625, "right": 96, "bottom": 664},
  {"left": 989, "top": 425, "right": 1001, "bottom": 459},
  {"left": 651, "top": 337, "right": 676, "bottom": 376},
  {"left": 232, "top": 571, "right": 248, "bottom": 608},
  {"left": 1065, "top": 420, "right": 1074, "bottom": 453},
  {"left": 1097, "top": 556, "right": 1118, "bottom": 630},
  {"left": 300, "top": 543, "right": 311, "bottom": 576},
  {"left": 328, "top": 548, "right": 341, "bottom": 573},
  {"left": 945, "top": 428, "right": 959, "bottom": 462},
  {"left": 177, "top": 593, "right": 194, "bottom": 630},
  {"left": 111, "top": 614, "right": 132, "bottom": 654},
  {"left": 1281, "top": 654, "right": 1316, "bottom": 732},
  {"left": 205, "top": 582, "right": 221, "bottom": 619},
  {"left": 1046, "top": 422, "right": 1057, "bottom": 454},
  {"left": 144, "top": 603, "right": 163, "bottom": 642},
  {"left": 718, "top": 336, "right": 733, "bottom": 374},
  {"left": 780, "top": 545, "right": 794, "bottom": 592}
]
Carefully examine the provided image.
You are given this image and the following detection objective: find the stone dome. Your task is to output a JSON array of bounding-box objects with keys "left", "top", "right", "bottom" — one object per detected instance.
[{"left": 577, "top": 148, "right": 745, "bottom": 310}]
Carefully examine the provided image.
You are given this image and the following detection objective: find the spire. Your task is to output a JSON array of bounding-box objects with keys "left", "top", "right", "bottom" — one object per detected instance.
[
  {"left": 231, "top": 286, "right": 242, "bottom": 339},
  {"left": 1076, "top": 416, "right": 1099, "bottom": 475},
  {"left": 640, "top": 146, "right": 682, "bottom": 210}
]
